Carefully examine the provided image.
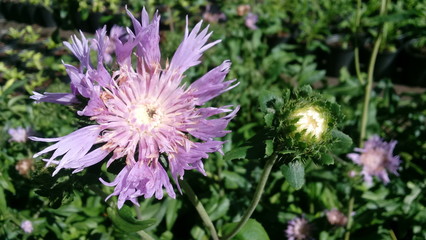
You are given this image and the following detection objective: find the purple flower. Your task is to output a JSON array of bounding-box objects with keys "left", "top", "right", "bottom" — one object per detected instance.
[
  {"left": 285, "top": 216, "right": 311, "bottom": 240},
  {"left": 8, "top": 127, "right": 31, "bottom": 143},
  {"left": 20, "top": 220, "right": 33, "bottom": 233},
  {"left": 245, "top": 13, "right": 258, "bottom": 30},
  {"left": 347, "top": 135, "right": 400, "bottom": 185},
  {"left": 30, "top": 8, "right": 239, "bottom": 208}
]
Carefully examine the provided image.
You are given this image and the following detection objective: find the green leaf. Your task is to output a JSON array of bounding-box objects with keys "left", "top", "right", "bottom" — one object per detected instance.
[
  {"left": 224, "top": 146, "right": 252, "bottom": 161},
  {"left": 258, "top": 90, "right": 283, "bottom": 126},
  {"left": 165, "top": 199, "right": 181, "bottom": 230},
  {"left": 281, "top": 161, "right": 305, "bottom": 190},
  {"left": 265, "top": 140, "right": 274, "bottom": 156},
  {"left": 0, "top": 188, "right": 7, "bottom": 214},
  {"left": 321, "top": 153, "right": 334, "bottom": 165},
  {"left": 331, "top": 129, "right": 353, "bottom": 154},
  {"left": 208, "top": 197, "right": 230, "bottom": 221},
  {"left": 222, "top": 219, "right": 270, "bottom": 240},
  {"left": 107, "top": 206, "right": 156, "bottom": 232},
  {"left": 222, "top": 171, "right": 246, "bottom": 190}
]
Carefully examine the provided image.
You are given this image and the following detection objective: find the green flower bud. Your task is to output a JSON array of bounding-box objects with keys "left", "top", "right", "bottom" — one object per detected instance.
[
  {"left": 259, "top": 86, "right": 349, "bottom": 165},
  {"left": 291, "top": 106, "right": 328, "bottom": 141}
]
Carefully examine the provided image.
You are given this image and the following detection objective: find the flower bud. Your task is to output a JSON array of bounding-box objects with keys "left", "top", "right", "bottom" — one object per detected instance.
[
  {"left": 291, "top": 106, "right": 327, "bottom": 140},
  {"left": 16, "top": 158, "right": 34, "bottom": 177},
  {"left": 326, "top": 209, "right": 348, "bottom": 226}
]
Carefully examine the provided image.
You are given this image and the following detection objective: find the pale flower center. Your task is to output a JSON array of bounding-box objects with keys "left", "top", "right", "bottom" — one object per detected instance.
[
  {"left": 131, "top": 104, "right": 163, "bottom": 129},
  {"left": 360, "top": 149, "right": 386, "bottom": 173},
  {"left": 294, "top": 107, "right": 326, "bottom": 139}
]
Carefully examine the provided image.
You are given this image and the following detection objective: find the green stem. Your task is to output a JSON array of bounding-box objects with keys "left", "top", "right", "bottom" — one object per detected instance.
[
  {"left": 180, "top": 179, "right": 219, "bottom": 240},
  {"left": 389, "top": 229, "right": 398, "bottom": 240},
  {"left": 354, "top": 0, "right": 364, "bottom": 85},
  {"left": 344, "top": 197, "right": 355, "bottom": 240},
  {"left": 137, "top": 230, "right": 156, "bottom": 240},
  {"left": 222, "top": 154, "right": 278, "bottom": 240},
  {"left": 359, "top": 0, "right": 387, "bottom": 147}
]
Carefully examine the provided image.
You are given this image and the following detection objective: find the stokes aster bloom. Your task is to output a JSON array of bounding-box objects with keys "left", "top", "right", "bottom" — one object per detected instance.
[
  {"left": 347, "top": 135, "right": 400, "bottom": 185},
  {"left": 285, "top": 216, "right": 311, "bottom": 240},
  {"left": 30, "top": 8, "right": 239, "bottom": 208}
]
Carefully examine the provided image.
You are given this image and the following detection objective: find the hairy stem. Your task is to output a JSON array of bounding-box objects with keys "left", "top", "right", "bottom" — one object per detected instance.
[
  {"left": 181, "top": 179, "right": 219, "bottom": 240},
  {"left": 222, "top": 154, "right": 278, "bottom": 240},
  {"left": 359, "top": 0, "right": 387, "bottom": 147},
  {"left": 344, "top": 197, "right": 355, "bottom": 240}
]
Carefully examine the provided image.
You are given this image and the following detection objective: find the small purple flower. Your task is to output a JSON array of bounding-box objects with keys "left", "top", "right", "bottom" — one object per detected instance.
[
  {"left": 20, "top": 220, "right": 33, "bottom": 233},
  {"left": 347, "top": 135, "right": 400, "bottom": 185},
  {"left": 31, "top": 8, "right": 239, "bottom": 208},
  {"left": 8, "top": 127, "right": 31, "bottom": 143},
  {"left": 326, "top": 209, "right": 347, "bottom": 226},
  {"left": 286, "top": 216, "right": 311, "bottom": 240},
  {"left": 245, "top": 13, "right": 258, "bottom": 30}
]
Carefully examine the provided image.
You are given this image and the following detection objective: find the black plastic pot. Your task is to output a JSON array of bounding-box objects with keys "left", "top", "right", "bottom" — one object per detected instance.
[
  {"left": 395, "top": 40, "right": 426, "bottom": 87},
  {"left": 37, "top": 5, "right": 56, "bottom": 27},
  {"left": 325, "top": 47, "right": 354, "bottom": 77},
  {"left": 317, "top": 35, "right": 355, "bottom": 77},
  {"left": 21, "top": 3, "right": 36, "bottom": 24},
  {"left": 374, "top": 50, "right": 398, "bottom": 80}
]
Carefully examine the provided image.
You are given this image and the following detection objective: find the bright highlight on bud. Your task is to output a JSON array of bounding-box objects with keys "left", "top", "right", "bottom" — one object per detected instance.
[{"left": 292, "top": 106, "right": 327, "bottom": 139}]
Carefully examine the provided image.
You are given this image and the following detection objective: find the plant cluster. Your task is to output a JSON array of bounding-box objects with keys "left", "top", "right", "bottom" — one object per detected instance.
[{"left": 0, "top": 1, "right": 425, "bottom": 240}]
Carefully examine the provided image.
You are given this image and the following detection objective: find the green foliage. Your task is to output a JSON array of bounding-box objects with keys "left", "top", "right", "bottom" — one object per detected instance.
[
  {"left": 0, "top": 1, "right": 425, "bottom": 239},
  {"left": 222, "top": 219, "right": 270, "bottom": 240}
]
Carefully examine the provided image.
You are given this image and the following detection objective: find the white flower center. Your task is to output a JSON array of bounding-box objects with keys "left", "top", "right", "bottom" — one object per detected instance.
[
  {"left": 294, "top": 107, "right": 326, "bottom": 139},
  {"left": 131, "top": 104, "right": 163, "bottom": 129}
]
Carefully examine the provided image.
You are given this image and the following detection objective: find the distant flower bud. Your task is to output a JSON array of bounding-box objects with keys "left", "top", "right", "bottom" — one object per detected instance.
[
  {"left": 20, "top": 220, "right": 33, "bottom": 233},
  {"left": 326, "top": 209, "right": 348, "bottom": 226},
  {"left": 348, "top": 170, "right": 357, "bottom": 178},
  {"left": 237, "top": 4, "right": 251, "bottom": 16},
  {"left": 16, "top": 158, "right": 34, "bottom": 177}
]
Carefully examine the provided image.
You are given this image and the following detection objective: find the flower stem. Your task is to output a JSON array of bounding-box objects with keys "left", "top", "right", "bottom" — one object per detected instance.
[
  {"left": 180, "top": 179, "right": 219, "bottom": 240},
  {"left": 344, "top": 196, "right": 355, "bottom": 240},
  {"left": 354, "top": 0, "right": 364, "bottom": 85},
  {"left": 221, "top": 154, "right": 278, "bottom": 240},
  {"left": 137, "top": 230, "right": 156, "bottom": 240},
  {"left": 389, "top": 229, "right": 398, "bottom": 240},
  {"left": 359, "top": 0, "right": 387, "bottom": 147}
]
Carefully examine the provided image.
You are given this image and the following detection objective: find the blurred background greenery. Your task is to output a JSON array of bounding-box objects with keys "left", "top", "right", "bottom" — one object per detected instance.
[{"left": 0, "top": 0, "right": 425, "bottom": 239}]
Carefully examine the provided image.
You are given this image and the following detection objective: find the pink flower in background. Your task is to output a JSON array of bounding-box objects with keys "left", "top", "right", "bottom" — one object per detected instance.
[
  {"left": 8, "top": 127, "right": 31, "bottom": 143},
  {"left": 20, "top": 220, "right": 33, "bottom": 233},
  {"left": 347, "top": 135, "right": 400, "bottom": 185},
  {"left": 285, "top": 216, "right": 311, "bottom": 240},
  {"left": 30, "top": 8, "right": 239, "bottom": 208},
  {"left": 326, "top": 209, "right": 348, "bottom": 226},
  {"left": 245, "top": 13, "right": 258, "bottom": 30}
]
